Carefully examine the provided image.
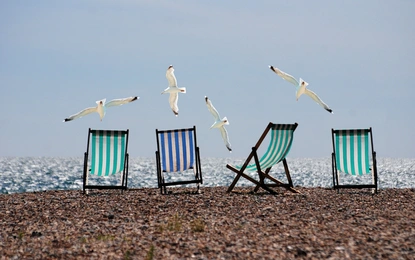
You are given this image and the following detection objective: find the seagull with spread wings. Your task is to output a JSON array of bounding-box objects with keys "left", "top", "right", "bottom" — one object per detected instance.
[
  {"left": 161, "top": 65, "right": 186, "bottom": 116},
  {"left": 205, "top": 96, "right": 232, "bottom": 152},
  {"left": 63, "top": 96, "right": 138, "bottom": 122},
  {"left": 269, "top": 65, "right": 333, "bottom": 113}
]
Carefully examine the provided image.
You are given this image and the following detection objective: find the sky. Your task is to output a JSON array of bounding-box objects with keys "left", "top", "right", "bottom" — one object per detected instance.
[{"left": 0, "top": 0, "right": 414, "bottom": 159}]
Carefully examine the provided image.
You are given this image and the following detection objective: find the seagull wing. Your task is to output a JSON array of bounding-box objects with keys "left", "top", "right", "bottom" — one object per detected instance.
[
  {"left": 166, "top": 65, "right": 177, "bottom": 87},
  {"left": 64, "top": 106, "right": 97, "bottom": 122},
  {"left": 269, "top": 65, "right": 299, "bottom": 86},
  {"left": 219, "top": 126, "right": 232, "bottom": 152},
  {"left": 304, "top": 88, "right": 333, "bottom": 113},
  {"left": 105, "top": 96, "right": 139, "bottom": 107},
  {"left": 169, "top": 92, "right": 179, "bottom": 116},
  {"left": 205, "top": 96, "right": 221, "bottom": 121}
]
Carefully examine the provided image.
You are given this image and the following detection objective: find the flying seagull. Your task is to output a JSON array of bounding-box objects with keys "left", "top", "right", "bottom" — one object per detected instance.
[
  {"left": 63, "top": 96, "right": 138, "bottom": 122},
  {"left": 205, "top": 96, "right": 232, "bottom": 152},
  {"left": 161, "top": 65, "right": 186, "bottom": 116},
  {"left": 269, "top": 65, "right": 333, "bottom": 113}
]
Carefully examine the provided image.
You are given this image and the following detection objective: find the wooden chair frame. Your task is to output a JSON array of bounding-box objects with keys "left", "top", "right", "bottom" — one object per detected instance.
[
  {"left": 155, "top": 126, "right": 203, "bottom": 194},
  {"left": 83, "top": 128, "right": 129, "bottom": 194},
  {"left": 226, "top": 122, "right": 299, "bottom": 194},
  {"left": 331, "top": 127, "right": 378, "bottom": 193}
]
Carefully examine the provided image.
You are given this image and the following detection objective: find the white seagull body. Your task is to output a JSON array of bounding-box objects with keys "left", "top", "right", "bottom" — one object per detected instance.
[
  {"left": 161, "top": 65, "right": 186, "bottom": 116},
  {"left": 269, "top": 65, "right": 333, "bottom": 113},
  {"left": 205, "top": 96, "right": 232, "bottom": 152},
  {"left": 63, "top": 96, "right": 138, "bottom": 122}
]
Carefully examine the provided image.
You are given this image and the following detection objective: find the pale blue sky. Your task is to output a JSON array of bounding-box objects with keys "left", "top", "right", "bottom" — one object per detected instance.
[{"left": 1, "top": 0, "right": 414, "bottom": 158}]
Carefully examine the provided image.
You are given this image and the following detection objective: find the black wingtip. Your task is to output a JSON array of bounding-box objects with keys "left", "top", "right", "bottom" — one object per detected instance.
[
  {"left": 132, "top": 96, "right": 138, "bottom": 101},
  {"left": 269, "top": 65, "right": 275, "bottom": 72},
  {"left": 327, "top": 108, "right": 333, "bottom": 114},
  {"left": 63, "top": 118, "right": 71, "bottom": 122},
  {"left": 205, "top": 96, "right": 208, "bottom": 102}
]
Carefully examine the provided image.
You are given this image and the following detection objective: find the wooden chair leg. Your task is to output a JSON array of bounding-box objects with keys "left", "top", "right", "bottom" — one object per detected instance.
[
  {"left": 226, "top": 164, "right": 243, "bottom": 192},
  {"left": 227, "top": 173, "right": 242, "bottom": 193},
  {"left": 282, "top": 159, "right": 293, "bottom": 187}
]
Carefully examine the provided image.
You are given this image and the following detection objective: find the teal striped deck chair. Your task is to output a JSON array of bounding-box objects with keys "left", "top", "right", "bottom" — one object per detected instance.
[
  {"left": 155, "top": 126, "right": 202, "bottom": 194},
  {"left": 331, "top": 128, "right": 378, "bottom": 193},
  {"left": 83, "top": 128, "right": 129, "bottom": 194},
  {"left": 226, "top": 122, "right": 299, "bottom": 194}
]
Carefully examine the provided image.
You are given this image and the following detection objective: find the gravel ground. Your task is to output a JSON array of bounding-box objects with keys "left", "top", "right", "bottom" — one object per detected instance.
[{"left": 1, "top": 186, "right": 414, "bottom": 259}]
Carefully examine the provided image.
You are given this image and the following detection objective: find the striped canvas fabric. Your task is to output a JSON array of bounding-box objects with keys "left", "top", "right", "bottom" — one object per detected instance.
[
  {"left": 159, "top": 129, "right": 195, "bottom": 172},
  {"left": 240, "top": 125, "right": 296, "bottom": 172},
  {"left": 334, "top": 129, "right": 371, "bottom": 175},
  {"left": 90, "top": 130, "right": 127, "bottom": 176}
]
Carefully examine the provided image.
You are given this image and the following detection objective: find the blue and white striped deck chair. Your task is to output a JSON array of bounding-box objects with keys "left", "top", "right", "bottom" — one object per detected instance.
[
  {"left": 226, "top": 122, "right": 299, "bottom": 194},
  {"left": 331, "top": 128, "right": 378, "bottom": 193},
  {"left": 155, "top": 126, "right": 202, "bottom": 194},
  {"left": 83, "top": 128, "right": 129, "bottom": 194}
]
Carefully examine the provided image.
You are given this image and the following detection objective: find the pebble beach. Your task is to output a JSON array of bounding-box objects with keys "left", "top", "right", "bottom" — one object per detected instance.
[{"left": 1, "top": 186, "right": 414, "bottom": 259}]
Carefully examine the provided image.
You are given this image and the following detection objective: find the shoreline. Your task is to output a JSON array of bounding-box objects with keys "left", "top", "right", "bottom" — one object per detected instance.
[{"left": 1, "top": 186, "right": 414, "bottom": 259}]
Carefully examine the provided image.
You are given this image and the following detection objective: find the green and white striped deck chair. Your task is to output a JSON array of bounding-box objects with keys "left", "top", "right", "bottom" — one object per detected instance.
[
  {"left": 331, "top": 128, "right": 378, "bottom": 193},
  {"left": 226, "top": 122, "right": 299, "bottom": 194},
  {"left": 155, "top": 126, "right": 202, "bottom": 194},
  {"left": 83, "top": 128, "right": 129, "bottom": 194}
]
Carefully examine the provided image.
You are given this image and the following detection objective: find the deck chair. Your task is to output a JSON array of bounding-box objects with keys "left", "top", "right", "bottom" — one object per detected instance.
[
  {"left": 226, "top": 122, "right": 299, "bottom": 194},
  {"left": 331, "top": 128, "right": 378, "bottom": 193},
  {"left": 83, "top": 128, "right": 129, "bottom": 194},
  {"left": 155, "top": 126, "right": 203, "bottom": 194}
]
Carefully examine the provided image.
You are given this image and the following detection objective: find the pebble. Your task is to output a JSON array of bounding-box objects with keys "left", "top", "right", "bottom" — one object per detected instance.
[{"left": 0, "top": 187, "right": 414, "bottom": 259}]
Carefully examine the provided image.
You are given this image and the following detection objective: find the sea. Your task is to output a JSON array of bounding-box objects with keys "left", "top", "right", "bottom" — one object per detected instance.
[{"left": 0, "top": 157, "right": 414, "bottom": 194}]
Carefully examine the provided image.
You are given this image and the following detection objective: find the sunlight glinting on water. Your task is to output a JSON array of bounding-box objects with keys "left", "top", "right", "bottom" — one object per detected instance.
[{"left": 0, "top": 157, "right": 414, "bottom": 194}]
